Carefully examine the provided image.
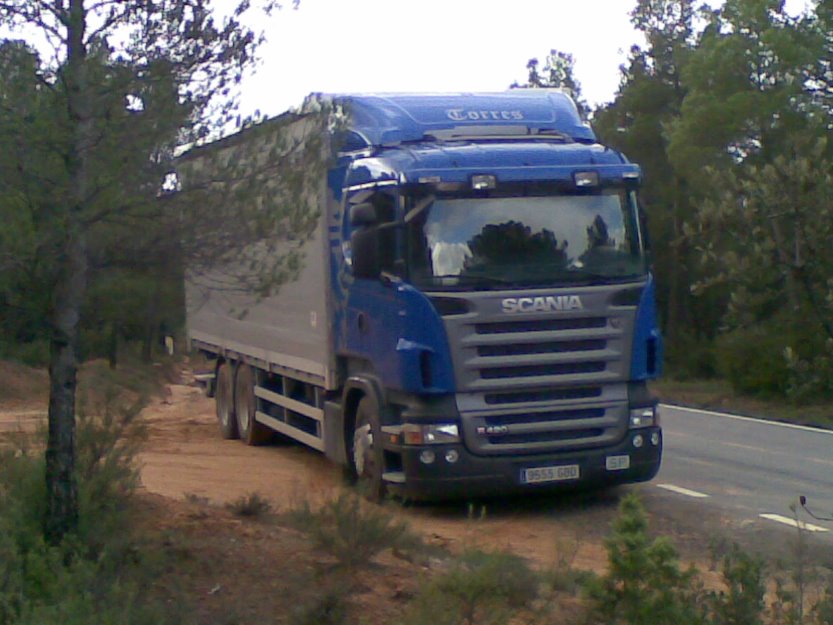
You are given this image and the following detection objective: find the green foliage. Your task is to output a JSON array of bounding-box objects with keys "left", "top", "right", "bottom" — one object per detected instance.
[
  {"left": 511, "top": 49, "right": 588, "bottom": 116},
  {"left": 706, "top": 545, "right": 766, "bottom": 625},
  {"left": 714, "top": 323, "right": 792, "bottom": 397},
  {"left": 689, "top": 138, "right": 833, "bottom": 399},
  {"left": 0, "top": 1, "right": 325, "bottom": 540},
  {"left": 286, "top": 492, "right": 417, "bottom": 571},
  {"left": 0, "top": 339, "right": 50, "bottom": 368},
  {"left": 784, "top": 340, "right": 833, "bottom": 402},
  {"left": 0, "top": 392, "right": 175, "bottom": 625},
  {"left": 584, "top": 493, "right": 705, "bottom": 625},
  {"left": 287, "top": 580, "right": 349, "bottom": 625},
  {"left": 814, "top": 578, "right": 833, "bottom": 625},
  {"left": 665, "top": 329, "right": 717, "bottom": 380},
  {"left": 589, "top": 0, "right": 833, "bottom": 395},
  {"left": 403, "top": 549, "right": 539, "bottom": 625}
]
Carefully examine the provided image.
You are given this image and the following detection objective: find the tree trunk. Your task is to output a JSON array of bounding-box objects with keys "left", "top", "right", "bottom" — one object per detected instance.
[
  {"left": 44, "top": 0, "right": 90, "bottom": 544},
  {"left": 45, "top": 230, "right": 86, "bottom": 543},
  {"left": 108, "top": 321, "right": 119, "bottom": 369}
]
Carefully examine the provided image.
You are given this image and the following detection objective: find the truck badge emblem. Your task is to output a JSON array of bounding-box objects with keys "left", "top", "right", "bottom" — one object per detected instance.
[
  {"left": 501, "top": 295, "right": 584, "bottom": 314},
  {"left": 477, "top": 425, "right": 510, "bottom": 435}
]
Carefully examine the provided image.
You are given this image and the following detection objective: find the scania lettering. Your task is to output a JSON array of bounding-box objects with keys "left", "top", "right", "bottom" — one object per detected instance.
[
  {"left": 501, "top": 295, "right": 584, "bottom": 314},
  {"left": 184, "top": 91, "right": 664, "bottom": 500}
]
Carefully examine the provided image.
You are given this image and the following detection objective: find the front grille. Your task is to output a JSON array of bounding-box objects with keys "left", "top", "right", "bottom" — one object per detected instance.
[
  {"left": 476, "top": 317, "right": 607, "bottom": 334},
  {"left": 478, "top": 339, "right": 605, "bottom": 357},
  {"left": 487, "top": 429, "right": 604, "bottom": 445},
  {"left": 484, "top": 387, "right": 602, "bottom": 405},
  {"left": 466, "top": 313, "right": 615, "bottom": 389},
  {"left": 480, "top": 361, "right": 606, "bottom": 379},
  {"left": 434, "top": 287, "right": 634, "bottom": 455},
  {"left": 485, "top": 408, "right": 605, "bottom": 426}
]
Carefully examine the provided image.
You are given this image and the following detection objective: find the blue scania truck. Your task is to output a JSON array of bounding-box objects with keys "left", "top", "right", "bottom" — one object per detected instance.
[{"left": 186, "top": 91, "right": 663, "bottom": 500}]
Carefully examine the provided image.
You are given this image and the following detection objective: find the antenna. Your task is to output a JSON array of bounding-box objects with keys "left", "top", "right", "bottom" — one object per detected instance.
[{"left": 799, "top": 495, "right": 833, "bottom": 522}]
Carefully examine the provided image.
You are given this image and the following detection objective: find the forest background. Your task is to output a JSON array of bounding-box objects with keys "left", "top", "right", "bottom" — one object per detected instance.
[{"left": 2, "top": 0, "right": 833, "bottom": 403}]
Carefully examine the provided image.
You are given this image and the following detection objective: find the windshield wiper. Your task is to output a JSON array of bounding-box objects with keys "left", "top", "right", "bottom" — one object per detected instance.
[
  {"left": 562, "top": 269, "right": 643, "bottom": 284},
  {"left": 429, "top": 274, "right": 516, "bottom": 289}
]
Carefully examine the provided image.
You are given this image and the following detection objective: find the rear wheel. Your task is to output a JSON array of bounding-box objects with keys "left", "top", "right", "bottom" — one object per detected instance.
[
  {"left": 352, "top": 397, "right": 386, "bottom": 502},
  {"left": 235, "top": 364, "right": 272, "bottom": 446},
  {"left": 215, "top": 361, "right": 238, "bottom": 439}
]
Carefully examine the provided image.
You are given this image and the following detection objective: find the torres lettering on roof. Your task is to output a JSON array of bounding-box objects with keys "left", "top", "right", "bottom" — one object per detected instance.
[{"left": 334, "top": 91, "right": 596, "bottom": 147}]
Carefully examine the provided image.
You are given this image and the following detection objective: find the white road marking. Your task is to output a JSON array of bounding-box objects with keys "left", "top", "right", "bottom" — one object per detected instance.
[
  {"left": 656, "top": 483, "right": 710, "bottom": 498},
  {"left": 660, "top": 404, "right": 833, "bottom": 435},
  {"left": 723, "top": 441, "right": 769, "bottom": 453},
  {"left": 759, "top": 513, "right": 829, "bottom": 533}
]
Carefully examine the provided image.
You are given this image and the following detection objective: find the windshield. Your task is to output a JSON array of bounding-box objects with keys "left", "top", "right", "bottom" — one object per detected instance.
[{"left": 405, "top": 190, "right": 646, "bottom": 289}]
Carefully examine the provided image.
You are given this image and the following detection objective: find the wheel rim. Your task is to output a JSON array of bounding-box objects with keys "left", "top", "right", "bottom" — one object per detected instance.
[
  {"left": 353, "top": 423, "right": 373, "bottom": 478},
  {"left": 237, "top": 372, "right": 252, "bottom": 434},
  {"left": 218, "top": 367, "right": 232, "bottom": 425}
]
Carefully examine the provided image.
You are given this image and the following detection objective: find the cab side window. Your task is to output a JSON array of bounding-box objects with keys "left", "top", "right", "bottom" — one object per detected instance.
[{"left": 371, "top": 191, "right": 398, "bottom": 274}]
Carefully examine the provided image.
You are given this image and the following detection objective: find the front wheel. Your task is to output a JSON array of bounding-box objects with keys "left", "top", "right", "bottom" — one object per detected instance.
[{"left": 352, "top": 397, "right": 386, "bottom": 502}]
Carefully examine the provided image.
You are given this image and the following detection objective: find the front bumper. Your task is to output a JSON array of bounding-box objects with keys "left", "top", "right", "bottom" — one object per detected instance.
[{"left": 390, "top": 426, "right": 662, "bottom": 500}]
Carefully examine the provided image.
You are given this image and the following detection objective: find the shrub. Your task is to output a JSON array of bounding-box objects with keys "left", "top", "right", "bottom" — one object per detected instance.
[
  {"left": 0, "top": 366, "right": 178, "bottom": 625},
  {"left": 288, "top": 578, "right": 350, "bottom": 625},
  {"left": 0, "top": 339, "right": 50, "bottom": 367},
  {"left": 226, "top": 492, "right": 273, "bottom": 518},
  {"left": 784, "top": 339, "right": 833, "bottom": 403},
  {"left": 583, "top": 493, "right": 705, "bottom": 625},
  {"left": 815, "top": 579, "right": 833, "bottom": 625},
  {"left": 707, "top": 544, "right": 765, "bottom": 625},
  {"left": 286, "top": 492, "right": 417, "bottom": 571},
  {"left": 715, "top": 325, "right": 792, "bottom": 397},
  {"left": 542, "top": 535, "right": 595, "bottom": 595},
  {"left": 402, "top": 548, "right": 539, "bottom": 625},
  {"left": 665, "top": 329, "right": 717, "bottom": 380}
]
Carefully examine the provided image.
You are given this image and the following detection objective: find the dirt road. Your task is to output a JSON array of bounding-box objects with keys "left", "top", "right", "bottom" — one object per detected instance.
[
  {"left": 0, "top": 374, "right": 732, "bottom": 573},
  {"left": 137, "top": 383, "right": 620, "bottom": 570}
]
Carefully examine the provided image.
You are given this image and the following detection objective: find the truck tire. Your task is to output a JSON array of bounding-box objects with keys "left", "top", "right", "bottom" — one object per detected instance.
[
  {"left": 352, "top": 396, "right": 386, "bottom": 502},
  {"left": 215, "top": 361, "right": 238, "bottom": 439},
  {"left": 235, "top": 364, "right": 272, "bottom": 446}
]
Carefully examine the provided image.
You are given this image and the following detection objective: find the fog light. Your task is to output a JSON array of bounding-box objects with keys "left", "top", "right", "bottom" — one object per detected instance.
[
  {"left": 445, "top": 449, "right": 460, "bottom": 464},
  {"left": 419, "top": 450, "right": 436, "bottom": 464},
  {"left": 651, "top": 432, "right": 660, "bottom": 446},
  {"left": 632, "top": 434, "right": 644, "bottom": 448}
]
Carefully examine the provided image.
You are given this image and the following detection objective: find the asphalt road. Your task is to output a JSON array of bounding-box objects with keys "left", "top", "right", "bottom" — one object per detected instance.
[{"left": 650, "top": 404, "right": 833, "bottom": 546}]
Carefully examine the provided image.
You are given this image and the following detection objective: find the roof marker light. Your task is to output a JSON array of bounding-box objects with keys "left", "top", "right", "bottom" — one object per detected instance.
[{"left": 574, "top": 171, "right": 599, "bottom": 187}]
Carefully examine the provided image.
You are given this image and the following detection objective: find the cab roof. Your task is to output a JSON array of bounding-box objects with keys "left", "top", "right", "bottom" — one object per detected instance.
[{"left": 333, "top": 91, "right": 596, "bottom": 147}]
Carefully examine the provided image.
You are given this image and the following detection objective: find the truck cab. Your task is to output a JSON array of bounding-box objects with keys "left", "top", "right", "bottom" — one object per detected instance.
[{"left": 325, "top": 91, "right": 663, "bottom": 499}]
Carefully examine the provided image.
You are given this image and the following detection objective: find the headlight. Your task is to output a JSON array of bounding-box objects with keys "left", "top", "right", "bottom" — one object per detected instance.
[
  {"left": 629, "top": 406, "right": 658, "bottom": 428},
  {"left": 402, "top": 423, "right": 460, "bottom": 445}
]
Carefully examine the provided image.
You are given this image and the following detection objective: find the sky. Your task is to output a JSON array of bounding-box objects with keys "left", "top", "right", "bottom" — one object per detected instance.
[{"left": 236, "top": 0, "right": 813, "bottom": 119}]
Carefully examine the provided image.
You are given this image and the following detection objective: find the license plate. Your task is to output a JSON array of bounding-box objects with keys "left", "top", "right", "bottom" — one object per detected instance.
[
  {"left": 606, "top": 455, "right": 630, "bottom": 471},
  {"left": 521, "top": 464, "right": 580, "bottom": 484}
]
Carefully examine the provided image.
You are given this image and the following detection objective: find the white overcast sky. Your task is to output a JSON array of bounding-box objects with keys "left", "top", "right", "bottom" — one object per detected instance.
[{"left": 237, "top": 0, "right": 813, "bottom": 118}]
